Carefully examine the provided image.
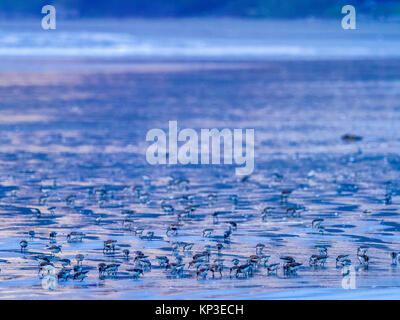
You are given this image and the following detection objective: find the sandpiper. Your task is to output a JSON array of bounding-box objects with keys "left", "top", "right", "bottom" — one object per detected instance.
[
  {"left": 280, "top": 190, "right": 292, "bottom": 202},
  {"left": 75, "top": 254, "right": 84, "bottom": 265},
  {"left": 286, "top": 207, "right": 298, "bottom": 218},
  {"left": 196, "top": 266, "right": 209, "bottom": 279},
  {"left": 202, "top": 228, "right": 213, "bottom": 238},
  {"left": 104, "top": 263, "right": 120, "bottom": 276},
  {"left": 229, "top": 258, "right": 240, "bottom": 277},
  {"left": 123, "top": 249, "right": 130, "bottom": 259},
  {"left": 336, "top": 255, "right": 351, "bottom": 268},
  {"left": 140, "top": 231, "right": 154, "bottom": 240},
  {"left": 183, "top": 242, "right": 194, "bottom": 251},
  {"left": 166, "top": 262, "right": 185, "bottom": 277},
  {"left": 224, "top": 229, "right": 232, "bottom": 242},
  {"left": 357, "top": 246, "right": 369, "bottom": 268},
  {"left": 156, "top": 256, "right": 169, "bottom": 267},
  {"left": 128, "top": 268, "right": 144, "bottom": 280},
  {"left": 391, "top": 252, "right": 400, "bottom": 265},
  {"left": 103, "top": 240, "right": 117, "bottom": 254},
  {"left": 67, "top": 232, "right": 85, "bottom": 243},
  {"left": 265, "top": 263, "right": 280, "bottom": 275},
  {"left": 57, "top": 268, "right": 72, "bottom": 281},
  {"left": 19, "top": 240, "right": 28, "bottom": 252},
  {"left": 312, "top": 218, "right": 324, "bottom": 229},
  {"left": 60, "top": 258, "right": 71, "bottom": 267},
  {"left": 49, "top": 232, "right": 57, "bottom": 241},
  {"left": 283, "top": 262, "right": 302, "bottom": 275},
  {"left": 309, "top": 254, "right": 327, "bottom": 267},
  {"left": 261, "top": 207, "right": 274, "bottom": 221},
  {"left": 98, "top": 263, "right": 107, "bottom": 276},
  {"left": 227, "top": 221, "right": 237, "bottom": 231},
  {"left": 73, "top": 270, "right": 88, "bottom": 281},
  {"left": 256, "top": 243, "right": 265, "bottom": 255},
  {"left": 166, "top": 224, "right": 179, "bottom": 236},
  {"left": 236, "top": 263, "right": 253, "bottom": 278},
  {"left": 31, "top": 208, "right": 41, "bottom": 218}
]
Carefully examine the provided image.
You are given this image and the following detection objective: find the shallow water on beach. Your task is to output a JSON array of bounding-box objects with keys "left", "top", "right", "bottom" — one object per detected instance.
[{"left": 0, "top": 57, "right": 399, "bottom": 299}]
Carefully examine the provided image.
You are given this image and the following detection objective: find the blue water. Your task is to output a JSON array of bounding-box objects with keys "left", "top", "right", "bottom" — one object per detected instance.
[
  {"left": 0, "top": 18, "right": 400, "bottom": 60},
  {"left": 0, "top": 19, "right": 399, "bottom": 299}
]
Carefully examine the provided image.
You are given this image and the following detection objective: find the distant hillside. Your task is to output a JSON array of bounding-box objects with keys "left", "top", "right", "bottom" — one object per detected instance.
[{"left": 0, "top": 0, "right": 399, "bottom": 18}]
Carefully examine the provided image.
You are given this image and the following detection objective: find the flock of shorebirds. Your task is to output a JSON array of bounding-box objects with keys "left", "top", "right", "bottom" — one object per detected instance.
[{"left": 7, "top": 175, "right": 398, "bottom": 285}]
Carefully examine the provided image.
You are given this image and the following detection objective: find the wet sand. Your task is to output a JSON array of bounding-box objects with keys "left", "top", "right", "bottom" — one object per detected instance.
[{"left": 0, "top": 58, "right": 399, "bottom": 299}]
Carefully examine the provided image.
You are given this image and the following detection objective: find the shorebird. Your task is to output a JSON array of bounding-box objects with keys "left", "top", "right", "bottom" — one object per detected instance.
[
  {"left": 67, "top": 232, "right": 85, "bottom": 243},
  {"left": 128, "top": 268, "right": 144, "bottom": 280},
  {"left": 75, "top": 254, "right": 84, "bottom": 265},
  {"left": 104, "top": 263, "right": 120, "bottom": 276},
  {"left": 166, "top": 263, "right": 185, "bottom": 277},
  {"left": 123, "top": 249, "right": 130, "bottom": 259},
  {"left": 249, "top": 255, "right": 261, "bottom": 268},
  {"left": 266, "top": 263, "right": 280, "bottom": 275},
  {"left": 66, "top": 194, "right": 76, "bottom": 207},
  {"left": 47, "top": 245, "right": 61, "bottom": 255},
  {"left": 212, "top": 211, "right": 220, "bottom": 224},
  {"left": 261, "top": 207, "right": 274, "bottom": 221},
  {"left": 183, "top": 242, "right": 194, "bottom": 252},
  {"left": 166, "top": 224, "right": 179, "bottom": 236},
  {"left": 230, "top": 194, "right": 238, "bottom": 205},
  {"left": 57, "top": 268, "right": 72, "bottom": 281},
  {"left": 286, "top": 207, "right": 298, "bottom": 218},
  {"left": 227, "top": 221, "right": 237, "bottom": 231},
  {"left": 189, "top": 252, "right": 210, "bottom": 268},
  {"left": 229, "top": 259, "right": 240, "bottom": 277},
  {"left": 39, "top": 263, "right": 55, "bottom": 278},
  {"left": 280, "top": 256, "right": 295, "bottom": 264},
  {"left": 224, "top": 229, "right": 232, "bottom": 242},
  {"left": 309, "top": 254, "right": 327, "bottom": 267},
  {"left": 336, "top": 255, "right": 351, "bottom": 268},
  {"left": 140, "top": 231, "right": 154, "bottom": 240},
  {"left": 103, "top": 240, "right": 117, "bottom": 254},
  {"left": 73, "top": 270, "right": 88, "bottom": 281},
  {"left": 156, "top": 256, "right": 169, "bottom": 267},
  {"left": 391, "top": 252, "right": 400, "bottom": 265},
  {"left": 98, "top": 263, "right": 107, "bottom": 276},
  {"left": 357, "top": 246, "right": 369, "bottom": 268},
  {"left": 312, "top": 218, "right": 324, "bottom": 229},
  {"left": 202, "top": 228, "right": 213, "bottom": 238},
  {"left": 283, "top": 262, "right": 302, "bottom": 275},
  {"left": 280, "top": 190, "right": 292, "bottom": 202},
  {"left": 196, "top": 266, "right": 209, "bottom": 279},
  {"left": 49, "top": 232, "right": 57, "bottom": 241},
  {"left": 256, "top": 243, "right": 265, "bottom": 255},
  {"left": 60, "top": 258, "right": 71, "bottom": 267},
  {"left": 31, "top": 208, "right": 41, "bottom": 218},
  {"left": 236, "top": 263, "right": 253, "bottom": 278}
]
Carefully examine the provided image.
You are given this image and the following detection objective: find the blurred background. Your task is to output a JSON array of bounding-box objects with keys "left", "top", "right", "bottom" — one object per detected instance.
[
  {"left": 0, "top": 0, "right": 399, "bottom": 18},
  {"left": 0, "top": 0, "right": 399, "bottom": 62}
]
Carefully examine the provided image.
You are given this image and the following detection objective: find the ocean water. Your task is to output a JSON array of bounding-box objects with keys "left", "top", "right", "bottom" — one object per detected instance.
[{"left": 0, "top": 19, "right": 399, "bottom": 299}]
